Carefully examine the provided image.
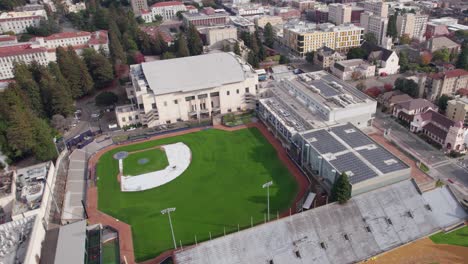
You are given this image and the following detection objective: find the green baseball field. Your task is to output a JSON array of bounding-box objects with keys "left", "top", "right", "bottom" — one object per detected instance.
[{"left": 96, "top": 128, "right": 299, "bottom": 261}]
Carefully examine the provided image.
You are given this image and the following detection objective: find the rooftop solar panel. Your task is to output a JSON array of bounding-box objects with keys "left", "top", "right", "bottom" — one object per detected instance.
[
  {"left": 329, "top": 152, "right": 378, "bottom": 184},
  {"left": 310, "top": 80, "right": 342, "bottom": 98},
  {"left": 357, "top": 148, "right": 409, "bottom": 174},
  {"left": 303, "top": 129, "right": 347, "bottom": 154},
  {"left": 331, "top": 124, "right": 374, "bottom": 148}
]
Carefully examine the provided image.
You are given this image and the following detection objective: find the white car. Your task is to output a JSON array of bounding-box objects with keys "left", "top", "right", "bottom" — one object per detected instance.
[{"left": 108, "top": 124, "right": 118, "bottom": 129}]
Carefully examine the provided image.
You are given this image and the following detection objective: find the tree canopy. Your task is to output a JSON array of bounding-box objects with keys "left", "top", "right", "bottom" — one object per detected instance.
[
  {"left": 95, "top": 91, "right": 118, "bottom": 106},
  {"left": 347, "top": 47, "right": 367, "bottom": 59},
  {"left": 394, "top": 77, "right": 419, "bottom": 97},
  {"left": 331, "top": 172, "right": 351, "bottom": 204},
  {"left": 264, "top": 23, "right": 275, "bottom": 48},
  {"left": 456, "top": 43, "right": 468, "bottom": 70}
]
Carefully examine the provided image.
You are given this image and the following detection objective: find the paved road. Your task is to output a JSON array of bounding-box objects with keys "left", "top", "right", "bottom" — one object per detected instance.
[{"left": 374, "top": 112, "right": 468, "bottom": 190}]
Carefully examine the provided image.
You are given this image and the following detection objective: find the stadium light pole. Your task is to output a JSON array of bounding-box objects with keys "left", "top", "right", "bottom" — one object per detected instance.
[
  {"left": 161, "top": 207, "right": 177, "bottom": 249},
  {"left": 262, "top": 181, "right": 273, "bottom": 221}
]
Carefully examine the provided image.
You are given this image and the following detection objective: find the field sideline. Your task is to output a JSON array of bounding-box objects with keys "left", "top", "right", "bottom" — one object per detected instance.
[{"left": 95, "top": 127, "right": 299, "bottom": 261}]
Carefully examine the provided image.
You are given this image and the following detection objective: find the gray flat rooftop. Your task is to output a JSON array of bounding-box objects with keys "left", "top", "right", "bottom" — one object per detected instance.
[
  {"left": 140, "top": 53, "right": 249, "bottom": 95},
  {"left": 174, "top": 180, "right": 466, "bottom": 264},
  {"left": 302, "top": 123, "right": 409, "bottom": 184},
  {"left": 54, "top": 220, "right": 87, "bottom": 264}
]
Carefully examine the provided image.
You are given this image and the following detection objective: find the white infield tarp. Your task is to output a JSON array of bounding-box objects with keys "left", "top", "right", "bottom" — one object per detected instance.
[{"left": 121, "top": 142, "right": 191, "bottom": 192}]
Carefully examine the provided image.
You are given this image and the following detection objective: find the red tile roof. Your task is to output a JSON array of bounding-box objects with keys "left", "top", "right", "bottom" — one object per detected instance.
[
  {"left": 141, "top": 9, "right": 151, "bottom": 14},
  {"left": 44, "top": 31, "right": 92, "bottom": 40},
  {"left": 88, "top": 30, "right": 108, "bottom": 45},
  {"left": 0, "top": 35, "right": 17, "bottom": 42},
  {"left": 151, "top": 1, "right": 184, "bottom": 8},
  {"left": 186, "top": 5, "right": 197, "bottom": 10},
  {"left": 0, "top": 44, "right": 46, "bottom": 57},
  {"left": 445, "top": 69, "right": 468, "bottom": 79}
]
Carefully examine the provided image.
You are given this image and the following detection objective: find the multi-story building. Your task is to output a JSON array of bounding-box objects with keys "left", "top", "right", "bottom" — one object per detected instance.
[
  {"left": 0, "top": 10, "right": 48, "bottom": 34},
  {"left": 351, "top": 6, "right": 364, "bottom": 23},
  {"left": 331, "top": 59, "right": 376, "bottom": 80},
  {"left": 254, "top": 15, "right": 283, "bottom": 29},
  {"left": 0, "top": 34, "right": 18, "bottom": 46},
  {"left": 0, "top": 30, "right": 109, "bottom": 80},
  {"left": 150, "top": 1, "right": 187, "bottom": 21},
  {"left": 230, "top": 16, "right": 255, "bottom": 33},
  {"left": 271, "top": 7, "right": 301, "bottom": 21},
  {"left": 308, "top": 8, "right": 329, "bottom": 23},
  {"left": 291, "top": 0, "right": 316, "bottom": 12},
  {"left": 282, "top": 21, "right": 364, "bottom": 56},
  {"left": 116, "top": 53, "right": 258, "bottom": 128},
  {"left": 425, "top": 36, "right": 460, "bottom": 54},
  {"left": 425, "top": 69, "right": 468, "bottom": 101},
  {"left": 362, "top": 0, "right": 388, "bottom": 18},
  {"left": 314, "top": 46, "right": 346, "bottom": 69},
  {"left": 360, "top": 11, "right": 388, "bottom": 46},
  {"left": 231, "top": 4, "right": 265, "bottom": 16},
  {"left": 396, "top": 13, "right": 428, "bottom": 41},
  {"left": 182, "top": 8, "right": 229, "bottom": 27},
  {"left": 426, "top": 17, "right": 468, "bottom": 33},
  {"left": 198, "top": 25, "right": 237, "bottom": 49},
  {"left": 328, "top": 3, "right": 352, "bottom": 25},
  {"left": 131, "top": 0, "right": 149, "bottom": 16},
  {"left": 362, "top": 42, "right": 400, "bottom": 75},
  {"left": 446, "top": 97, "right": 468, "bottom": 127}
]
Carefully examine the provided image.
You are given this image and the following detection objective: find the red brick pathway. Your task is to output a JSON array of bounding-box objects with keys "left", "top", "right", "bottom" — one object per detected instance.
[{"left": 86, "top": 123, "right": 309, "bottom": 263}]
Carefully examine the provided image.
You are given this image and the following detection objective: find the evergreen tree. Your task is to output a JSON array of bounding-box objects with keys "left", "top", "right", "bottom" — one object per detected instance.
[
  {"left": 13, "top": 63, "right": 45, "bottom": 117},
  {"left": 94, "top": 7, "right": 110, "bottom": 30},
  {"left": 234, "top": 41, "right": 241, "bottom": 56},
  {"left": 108, "top": 19, "right": 126, "bottom": 64},
  {"left": 456, "top": 43, "right": 468, "bottom": 70},
  {"left": 250, "top": 33, "right": 259, "bottom": 54},
  {"left": 305, "top": 51, "right": 315, "bottom": 64},
  {"left": 364, "top": 33, "right": 378, "bottom": 45},
  {"left": 387, "top": 14, "right": 398, "bottom": 40},
  {"left": 247, "top": 51, "right": 259, "bottom": 68},
  {"left": 187, "top": 24, "right": 203, "bottom": 56},
  {"left": 432, "top": 48, "right": 450, "bottom": 63},
  {"left": 137, "top": 30, "right": 152, "bottom": 55},
  {"left": 122, "top": 32, "right": 138, "bottom": 51},
  {"left": 82, "top": 49, "right": 114, "bottom": 89},
  {"left": 31, "top": 118, "right": 57, "bottom": 161},
  {"left": 56, "top": 46, "right": 83, "bottom": 98},
  {"left": 176, "top": 34, "right": 190, "bottom": 57},
  {"left": 38, "top": 69, "right": 75, "bottom": 118},
  {"left": 264, "top": 23, "right": 275, "bottom": 48},
  {"left": 48, "top": 62, "right": 73, "bottom": 97},
  {"left": 258, "top": 43, "right": 266, "bottom": 61},
  {"left": 331, "top": 172, "right": 351, "bottom": 204},
  {"left": 150, "top": 37, "right": 162, "bottom": 55}
]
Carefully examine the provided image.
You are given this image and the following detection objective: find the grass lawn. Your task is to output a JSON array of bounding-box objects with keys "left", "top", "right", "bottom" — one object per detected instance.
[
  {"left": 102, "top": 240, "right": 120, "bottom": 264},
  {"left": 429, "top": 226, "right": 468, "bottom": 247},
  {"left": 123, "top": 148, "right": 169, "bottom": 176},
  {"left": 96, "top": 128, "right": 298, "bottom": 261}
]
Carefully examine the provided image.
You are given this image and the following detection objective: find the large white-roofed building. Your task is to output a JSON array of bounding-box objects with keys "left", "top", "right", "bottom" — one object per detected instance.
[{"left": 116, "top": 52, "right": 258, "bottom": 128}]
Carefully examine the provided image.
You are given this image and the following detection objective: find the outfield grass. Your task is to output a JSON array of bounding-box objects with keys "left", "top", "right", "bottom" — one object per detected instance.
[
  {"left": 96, "top": 128, "right": 298, "bottom": 261},
  {"left": 123, "top": 148, "right": 169, "bottom": 176},
  {"left": 429, "top": 226, "right": 468, "bottom": 247}
]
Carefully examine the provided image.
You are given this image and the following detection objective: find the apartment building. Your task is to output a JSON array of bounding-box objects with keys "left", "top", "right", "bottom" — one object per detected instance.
[
  {"left": 283, "top": 21, "right": 364, "bottom": 57},
  {"left": 150, "top": 1, "right": 187, "bottom": 21},
  {"left": 362, "top": 0, "right": 388, "bottom": 18},
  {"left": 198, "top": 26, "right": 237, "bottom": 49},
  {"left": 0, "top": 10, "right": 48, "bottom": 34},
  {"left": 314, "top": 46, "right": 346, "bottom": 69},
  {"left": 331, "top": 59, "right": 376, "bottom": 80},
  {"left": 0, "top": 30, "right": 109, "bottom": 80},
  {"left": 396, "top": 13, "right": 428, "bottom": 41},
  {"left": 446, "top": 97, "right": 468, "bottom": 126},
  {"left": 425, "top": 69, "right": 468, "bottom": 101},
  {"left": 254, "top": 15, "right": 283, "bottom": 29},
  {"left": 360, "top": 11, "right": 388, "bottom": 46},
  {"left": 116, "top": 53, "right": 258, "bottom": 128},
  {"left": 182, "top": 8, "right": 229, "bottom": 27},
  {"left": 291, "top": 0, "right": 316, "bottom": 12},
  {"left": 328, "top": 4, "right": 352, "bottom": 25},
  {"left": 131, "top": 0, "right": 149, "bottom": 16},
  {"left": 231, "top": 4, "right": 265, "bottom": 16}
]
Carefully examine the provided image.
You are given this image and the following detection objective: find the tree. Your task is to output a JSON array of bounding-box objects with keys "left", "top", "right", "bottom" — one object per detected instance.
[
  {"left": 31, "top": 118, "right": 57, "bottom": 161},
  {"left": 383, "top": 83, "right": 393, "bottom": 92},
  {"left": 347, "top": 47, "right": 367, "bottom": 59},
  {"left": 331, "top": 172, "right": 351, "bottom": 204},
  {"left": 456, "top": 43, "right": 468, "bottom": 70},
  {"left": 26, "top": 19, "right": 60, "bottom": 36},
  {"left": 394, "top": 77, "right": 418, "bottom": 97},
  {"left": 279, "top": 54, "right": 290, "bottom": 64},
  {"left": 95, "top": 91, "right": 118, "bottom": 106},
  {"left": 82, "top": 48, "right": 114, "bottom": 88},
  {"left": 351, "top": 71, "right": 362, "bottom": 81},
  {"left": 187, "top": 24, "right": 203, "bottom": 56},
  {"left": 122, "top": 32, "right": 138, "bottom": 52},
  {"left": 356, "top": 82, "right": 366, "bottom": 91},
  {"left": 38, "top": 68, "right": 75, "bottom": 118},
  {"left": 436, "top": 95, "right": 453, "bottom": 112},
  {"left": 387, "top": 14, "right": 398, "bottom": 40},
  {"left": 420, "top": 52, "right": 432, "bottom": 65},
  {"left": 13, "top": 63, "right": 45, "bottom": 117},
  {"left": 233, "top": 41, "right": 241, "bottom": 56},
  {"left": 161, "top": 51, "right": 176, "bottom": 60},
  {"left": 176, "top": 11, "right": 185, "bottom": 20},
  {"left": 247, "top": 51, "right": 259, "bottom": 68},
  {"left": 400, "top": 34, "right": 411, "bottom": 45},
  {"left": 108, "top": 20, "right": 126, "bottom": 64},
  {"left": 399, "top": 51, "right": 409, "bottom": 72},
  {"left": 432, "top": 48, "right": 450, "bottom": 63},
  {"left": 176, "top": 34, "right": 190, "bottom": 57},
  {"left": 364, "top": 33, "right": 378, "bottom": 45},
  {"left": 51, "top": 114, "right": 68, "bottom": 132},
  {"left": 305, "top": 51, "right": 315, "bottom": 64},
  {"left": 264, "top": 22, "right": 275, "bottom": 48},
  {"left": 240, "top": 31, "right": 251, "bottom": 47},
  {"left": 137, "top": 30, "right": 152, "bottom": 55}
]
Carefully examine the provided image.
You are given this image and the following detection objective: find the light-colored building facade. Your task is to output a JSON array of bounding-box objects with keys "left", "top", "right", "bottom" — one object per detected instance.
[
  {"left": 199, "top": 26, "right": 237, "bottom": 49},
  {"left": 446, "top": 97, "right": 468, "bottom": 127},
  {"left": 396, "top": 13, "right": 428, "bottom": 41},
  {"left": 254, "top": 15, "right": 283, "bottom": 29},
  {"left": 362, "top": 0, "right": 388, "bottom": 18},
  {"left": 314, "top": 46, "right": 346, "bottom": 70},
  {"left": 0, "top": 30, "right": 109, "bottom": 80},
  {"left": 291, "top": 0, "right": 316, "bottom": 12},
  {"left": 150, "top": 1, "right": 187, "bottom": 21},
  {"left": 362, "top": 42, "right": 400, "bottom": 75},
  {"left": 425, "top": 69, "right": 468, "bottom": 101},
  {"left": 283, "top": 21, "right": 364, "bottom": 57},
  {"left": 328, "top": 3, "right": 352, "bottom": 25},
  {"left": 230, "top": 16, "right": 255, "bottom": 33},
  {"left": 0, "top": 10, "right": 48, "bottom": 34},
  {"left": 182, "top": 9, "right": 229, "bottom": 27},
  {"left": 116, "top": 53, "right": 258, "bottom": 128},
  {"left": 231, "top": 4, "right": 265, "bottom": 16},
  {"left": 331, "top": 59, "right": 376, "bottom": 80},
  {"left": 131, "top": 0, "right": 149, "bottom": 16},
  {"left": 360, "top": 11, "right": 388, "bottom": 46}
]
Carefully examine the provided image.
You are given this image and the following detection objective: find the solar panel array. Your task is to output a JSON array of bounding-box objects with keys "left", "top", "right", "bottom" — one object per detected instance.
[
  {"left": 320, "top": 74, "right": 368, "bottom": 101},
  {"left": 303, "top": 129, "right": 347, "bottom": 154},
  {"left": 358, "top": 148, "right": 409, "bottom": 174},
  {"left": 310, "top": 80, "right": 342, "bottom": 98},
  {"left": 331, "top": 124, "right": 374, "bottom": 148},
  {"left": 329, "top": 152, "right": 378, "bottom": 184}
]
